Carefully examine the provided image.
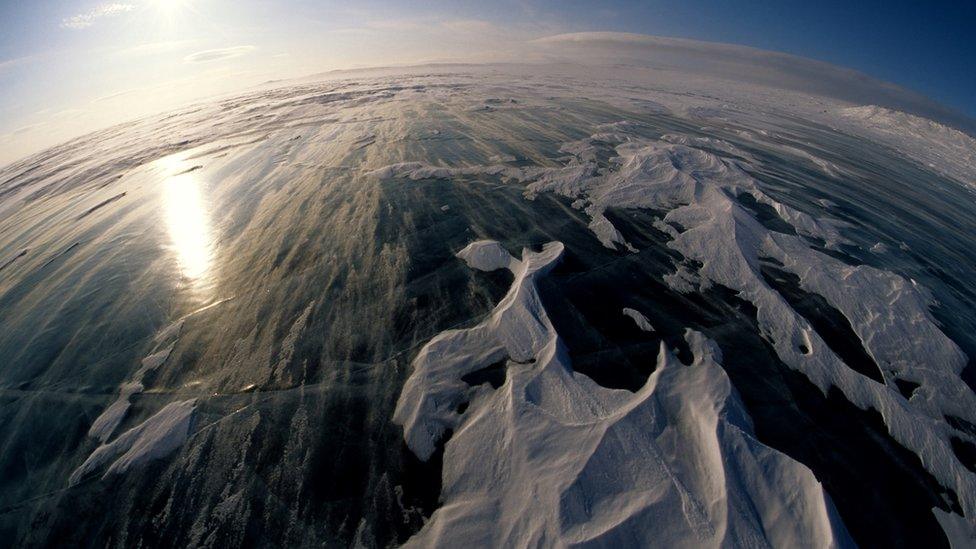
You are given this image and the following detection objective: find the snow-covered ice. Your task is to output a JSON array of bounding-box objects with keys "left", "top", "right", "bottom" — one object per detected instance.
[
  {"left": 396, "top": 239, "right": 852, "bottom": 547},
  {"left": 380, "top": 125, "right": 976, "bottom": 534}
]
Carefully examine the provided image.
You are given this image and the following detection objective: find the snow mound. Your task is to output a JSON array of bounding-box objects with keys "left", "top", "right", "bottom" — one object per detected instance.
[
  {"left": 395, "top": 239, "right": 852, "bottom": 547},
  {"left": 394, "top": 240, "right": 564, "bottom": 460},
  {"left": 86, "top": 335, "right": 177, "bottom": 443},
  {"left": 622, "top": 307, "right": 655, "bottom": 332},
  {"left": 456, "top": 240, "right": 518, "bottom": 272},
  {"left": 87, "top": 382, "right": 144, "bottom": 443},
  {"left": 934, "top": 507, "right": 976, "bottom": 549},
  {"left": 70, "top": 399, "right": 197, "bottom": 485}
]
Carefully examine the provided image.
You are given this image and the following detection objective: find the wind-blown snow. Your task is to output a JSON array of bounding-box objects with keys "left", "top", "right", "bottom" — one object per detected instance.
[
  {"left": 70, "top": 399, "right": 197, "bottom": 485},
  {"left": 622, "top": 307, "right": 655, "bottom": 332},
  {"left": 87, "top": 381, "right": 144, "bottom": 443},
  {"left": 86, "top": 331, "right": 178, "bottom": 443},
  {"left": 395, "top": 239, "right": 852, "bottom": 547},
  {"left": 379, "top": 124, "right": 976, "bottom": 533},
  {"left": 1, "top": 51, "right": 973, "bottom": 545},
  {"left": 934, "top": 507, "right": 976, "bottom": 549},
  {"left": 837, "top": 105, "right": 976, "bottom": 190}
]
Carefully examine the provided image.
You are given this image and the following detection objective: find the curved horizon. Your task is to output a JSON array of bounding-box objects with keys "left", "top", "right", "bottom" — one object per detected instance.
[{"left": 2, "top": 29, "right": 974, "bottom": 170}]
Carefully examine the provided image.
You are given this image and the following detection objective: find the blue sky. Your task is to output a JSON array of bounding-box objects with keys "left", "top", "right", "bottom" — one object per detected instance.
[{"left": 1, "top": 0, "right": 973, "bottom": 164}]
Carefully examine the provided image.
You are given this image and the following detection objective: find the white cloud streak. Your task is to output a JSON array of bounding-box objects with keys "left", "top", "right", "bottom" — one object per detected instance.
[
  {"left": 61, "top": 3, "right": 134, "bottom": 30},
  {"left": 183, "top": 46, "right": 256, "bottom": 63}
]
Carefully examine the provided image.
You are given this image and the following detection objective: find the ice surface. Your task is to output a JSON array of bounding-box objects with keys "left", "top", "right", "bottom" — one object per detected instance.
[
  {"left": 0, "top": 248, "right": 27, "bottom": 273},
  {"left": 2, "top": 57, "right": 974, "bottom": 545},
  {"left": 366, "top": 161, "right": 528, "bottom": 182},
  {"left": 396, "top": 239, "right": 852, "bottom": 547},
  {"left": 76, "top": 192, "right": 126, "bottom": 220}
]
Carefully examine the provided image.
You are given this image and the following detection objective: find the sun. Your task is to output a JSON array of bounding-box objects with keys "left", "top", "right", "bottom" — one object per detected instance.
[{"left": 149, "top": 0, "right": 190, "bottom": 19}]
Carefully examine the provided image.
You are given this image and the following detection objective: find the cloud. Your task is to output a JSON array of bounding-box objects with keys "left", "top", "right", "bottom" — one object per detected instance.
[
  {"left": 439, "top": 19, "right": 497, "bottom": 33},
  {"left": 92, "top": 87, "right": 145, "bottom": 103},
  {"left": 183, "top": 46, "right": 256, "bottom": 63},
  {"left": 0, "top": 56, "right": 32, "bottom": 73},
  {"left": 61, "top": 3, "right": 134, "bottom": 30},
  {"left": 363, "top": 20, "right": 426, "bottom": 31},
  {"left": 118, "top": 40, "right": 196, "bottom": 58},
  {"left": 12, "top": 124, "right": 41, "bottom": 136}
]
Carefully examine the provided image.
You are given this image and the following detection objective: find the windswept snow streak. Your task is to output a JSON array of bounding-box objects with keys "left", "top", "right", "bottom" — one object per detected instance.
[
  {"left": 78, "top": 304, "right": 222, "bottom": 477},
  {"left": 83, "top": 297, "right": 234, "bottom": 447},
  {"left": 70, "top": 399, "right": 197, "bottom": 485},
  {"left": 72, "top": 316, "right": 195, "bottom": 485},
  {"left": 623, "top": 307, "right": 655, "bottom": 332},
  {"left": 395, "top": 240, "right": 853, "bottom": 547},
  {"left": 838, "top": 105, "right": 976, "bottom": 189},
  {"left": 87, "top": 322, "right": 181, "bottom": 443},
  {"left": 378, "top": 125, "right": 976, "bottom": 532}
]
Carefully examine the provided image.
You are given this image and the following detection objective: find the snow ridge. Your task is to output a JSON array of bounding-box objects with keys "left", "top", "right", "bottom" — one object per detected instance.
[
  {"left": 378, "top": 126, "right": 976, "bottom": 534},
  {"left": 74, "top": 314, "right": 199, "bottom": 483},
  {"left": 623, "top": 307, "right": 655, "bottom": 332},
  {"left": 87, "top": 327, "right": 180, "bottom": 443},
  {"left": 395, "top": 239, "right": 852, "bottom": 547},
  {"left": 70, "top": 399, "right": 197, "bottom": 485}
]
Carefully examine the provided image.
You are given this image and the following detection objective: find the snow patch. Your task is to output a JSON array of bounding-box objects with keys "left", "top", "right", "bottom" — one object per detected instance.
[
  {"left": 622, "top": 307, "right": 655, "bottom": 332},
  {"left": 395, "top": 239, "right": 852, "bottom": 547},
  {"left": 456, "top": 240, "right": 518, "bottom": 273},
  {"left": 934, "top": 508, "right": 976, "bottom": 549},
  {"left": 70, "top": 399, "right": 197, "bottom": 485},
  {"left": 87, "top": 382, "right": 144, "bottom": 443},
  {"left": 79, "top": 302, "right": 219, "bottom": 474}
]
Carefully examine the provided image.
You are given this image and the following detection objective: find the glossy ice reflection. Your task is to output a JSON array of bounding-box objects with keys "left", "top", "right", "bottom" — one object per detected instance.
[{"left": 160, "top": 160, "right": 214, "bottom": 292}]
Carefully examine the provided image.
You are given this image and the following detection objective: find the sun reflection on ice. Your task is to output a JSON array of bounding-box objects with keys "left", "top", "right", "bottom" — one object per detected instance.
[{"left": 159, "top": 158, "right": 215, "bottom": 291}]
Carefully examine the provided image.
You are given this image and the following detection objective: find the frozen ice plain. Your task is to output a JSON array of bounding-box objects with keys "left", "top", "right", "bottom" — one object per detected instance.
[{"left": 2, "top": 35, "right": 976, "bottom": 548}]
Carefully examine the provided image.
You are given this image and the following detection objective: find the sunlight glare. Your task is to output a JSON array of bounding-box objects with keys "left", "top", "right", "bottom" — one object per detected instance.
[
  {"left": 161, "top": 160, "right": 214, "bottom": 289},
  {"left": 150, "top": 0, "right": 189, "bottom": 20}
]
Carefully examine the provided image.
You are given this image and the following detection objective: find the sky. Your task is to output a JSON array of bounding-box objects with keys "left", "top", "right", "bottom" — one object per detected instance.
[{"left": 1, "top": 0, "right": 974, "bottom": 165}]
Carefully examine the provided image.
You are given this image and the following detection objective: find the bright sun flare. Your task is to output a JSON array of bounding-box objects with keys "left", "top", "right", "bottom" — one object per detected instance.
[{"left": 150, "top": 0, "right": 189, "bottom": 18}]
